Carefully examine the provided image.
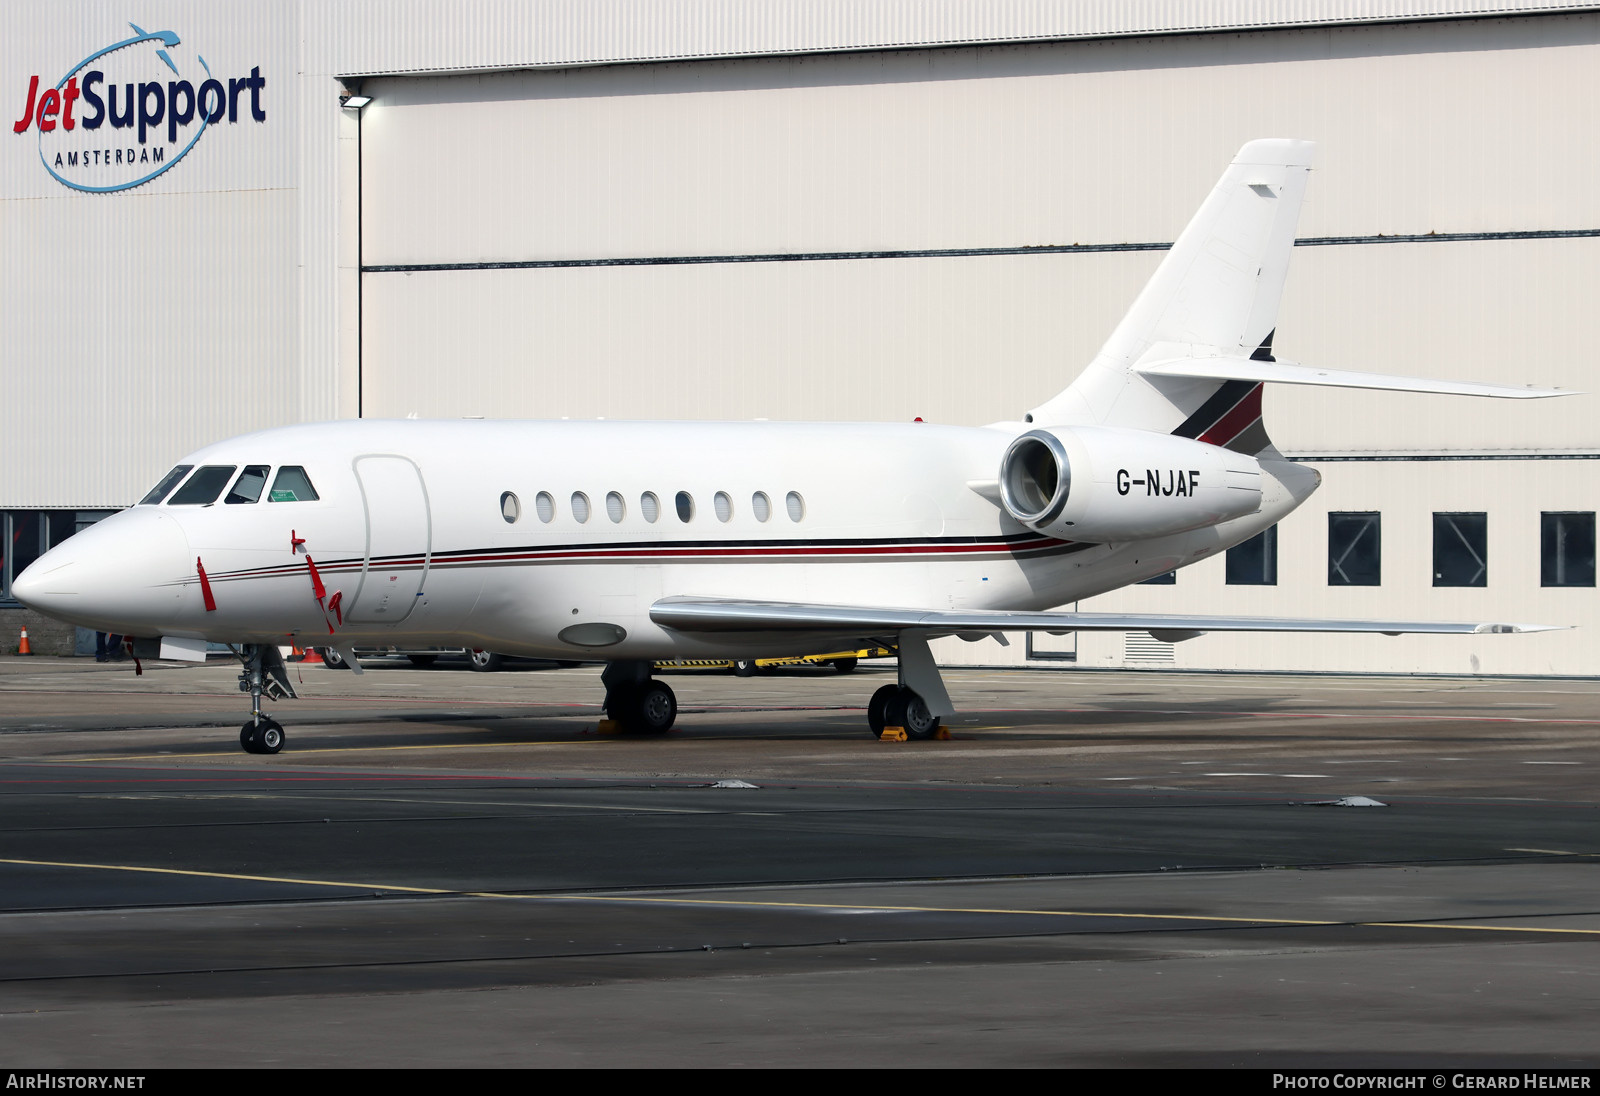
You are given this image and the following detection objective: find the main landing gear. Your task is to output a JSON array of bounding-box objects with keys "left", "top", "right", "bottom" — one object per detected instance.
[
  {"left": 863, "top": 633, "right": 953, "bottom": 741},
  {"left": 867, "top": 683, "right": 942, "bottom": 740},
  {"left": 601, "top": 660, "right": 677, "bottom": 734},
  {"left": 236, "top": 644, "right": 298, "bottom": 754}
]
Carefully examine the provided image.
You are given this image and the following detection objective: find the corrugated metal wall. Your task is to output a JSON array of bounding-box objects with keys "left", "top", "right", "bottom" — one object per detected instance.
[
  {"left": 0, "top": 0, "right": 302, "bottom": 507},
  {"left": 316, "top": 0, "right": 1590, "bottom": 75}
]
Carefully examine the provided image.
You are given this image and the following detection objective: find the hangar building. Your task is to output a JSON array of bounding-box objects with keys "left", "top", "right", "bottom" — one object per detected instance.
[{"left": 3, "top": 0, "right": 1596, "bottom": 676}]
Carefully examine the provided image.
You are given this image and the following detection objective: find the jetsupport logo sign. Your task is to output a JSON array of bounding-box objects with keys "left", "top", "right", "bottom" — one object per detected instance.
[{"left": 11, "top": 22, "right": 264, "bottom": 193}]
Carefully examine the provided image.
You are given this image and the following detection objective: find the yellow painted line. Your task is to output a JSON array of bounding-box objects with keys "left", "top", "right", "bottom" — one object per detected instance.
[
  {"left": 0, "top": 857, "right": 447, "bottom": 894},
  {"left": 5, "top": 858, "right": 1596, "bottom": 937}
]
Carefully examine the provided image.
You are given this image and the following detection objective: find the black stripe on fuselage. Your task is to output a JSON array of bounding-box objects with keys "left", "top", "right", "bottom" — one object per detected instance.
[{"left": 1170, "top": 380, "right": 1257, "bottom": 440}]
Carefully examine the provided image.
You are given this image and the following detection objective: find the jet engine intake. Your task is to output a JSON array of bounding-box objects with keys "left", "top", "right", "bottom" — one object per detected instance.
[{"left": 999, "top": 426, "right": 1263, "bottom": 543}]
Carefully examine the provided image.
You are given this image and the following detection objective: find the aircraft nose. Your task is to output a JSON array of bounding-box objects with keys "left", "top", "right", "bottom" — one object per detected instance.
[{"left": 12, "top": 508, "right": 192, "bottom": 634}]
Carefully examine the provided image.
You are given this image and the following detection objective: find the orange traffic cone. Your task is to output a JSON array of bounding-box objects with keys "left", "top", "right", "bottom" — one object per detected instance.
[
  {"left": 302, "top": 646, "right": 324, "bottom": 665},
  {"left": 16, "top": 627, "right": 32, "bottom": 655}
]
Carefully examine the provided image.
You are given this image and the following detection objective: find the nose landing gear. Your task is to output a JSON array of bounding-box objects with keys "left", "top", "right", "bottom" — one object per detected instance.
[{"left": 236, "top": 644, "right": 298, "bottom": 754}]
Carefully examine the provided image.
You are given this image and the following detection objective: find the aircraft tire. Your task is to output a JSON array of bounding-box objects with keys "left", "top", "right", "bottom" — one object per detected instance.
[
  {"left": 867, "top": 684, "right": 899, "bottom": 736},
  {"left": 239, "top": 718, "right": 286, "bottom": 754},
  {"left": 885, "top": 688, "right": 940, "bottom": 741},
  {"left": 621, "top": 681, "right": 677, "bottom": 734},
  {"left": 257, "top": 718, "right": 286, "bottom": 754},
  {"left": 469, "top": 650, "right": 504, "bottom": 672}
]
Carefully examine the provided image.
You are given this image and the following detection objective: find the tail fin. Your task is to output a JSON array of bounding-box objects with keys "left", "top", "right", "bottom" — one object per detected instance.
[{"left": 1028, "top": 139, "right": 1315, "bottom": 445}]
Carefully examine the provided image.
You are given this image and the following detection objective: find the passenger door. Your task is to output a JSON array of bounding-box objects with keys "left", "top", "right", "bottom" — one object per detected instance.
[{"left": 347, "top": 455, "right": 431, "bottom": 624}]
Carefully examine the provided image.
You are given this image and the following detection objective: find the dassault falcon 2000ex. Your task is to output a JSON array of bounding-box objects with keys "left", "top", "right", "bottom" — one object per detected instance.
[{"left": 13, "top": 140, "right": 1571, "bottom": 754}]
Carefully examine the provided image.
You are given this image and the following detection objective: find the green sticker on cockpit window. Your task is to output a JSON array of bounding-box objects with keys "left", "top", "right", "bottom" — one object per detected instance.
[{"left": 269, "top": 490, "right": 299, "bottom": 502}]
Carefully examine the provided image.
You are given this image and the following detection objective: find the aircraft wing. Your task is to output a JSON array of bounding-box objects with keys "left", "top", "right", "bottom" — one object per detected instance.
[
  {"left": 650, "top": 597, "right": 1562, "bottom": 640},
  {"left": 1137, "top": 355, "right": 1574, "bottom": 398}
]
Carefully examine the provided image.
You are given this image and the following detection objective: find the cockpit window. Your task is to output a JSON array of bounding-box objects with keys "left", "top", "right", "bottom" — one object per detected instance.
[
  {"left": 225, "top": 466, "right": 271, "bottom": 505},
  {"left": 268, "top": 466, "right": 320, "bottom": 502},
  {"left": 138, "top": 465, "right": 193, "bottom": 505},
  {"left": 167, "top": 466, "right": 238, "bottom": 506}
]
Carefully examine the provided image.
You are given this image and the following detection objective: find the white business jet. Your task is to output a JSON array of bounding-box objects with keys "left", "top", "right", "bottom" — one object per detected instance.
[{"left": 13, "top": 140, "right": 1568, "bottom": 754}]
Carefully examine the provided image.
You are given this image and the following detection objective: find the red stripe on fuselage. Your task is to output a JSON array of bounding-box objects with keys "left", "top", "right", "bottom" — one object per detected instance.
[{"left": 1196, "top": 384, "right": 1263, "bottom": 448}]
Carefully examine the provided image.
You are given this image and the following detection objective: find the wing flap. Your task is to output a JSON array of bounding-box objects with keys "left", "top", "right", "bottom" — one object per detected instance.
[
  {"left": 1138, "top": 355, "right": 1573, "bottom": 399},
  {"left": 650, "top": 597, "right": 1560, "bottom": 637}
]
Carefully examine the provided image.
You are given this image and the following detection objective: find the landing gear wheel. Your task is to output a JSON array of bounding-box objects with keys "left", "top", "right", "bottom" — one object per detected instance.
[
  {"left": 470, "top": 649, "right": 504, "bottom": 672},
  {"left": 240, "top": 717, "right": 285, "bottom": 755},
  {"left": 867, "top": 684, "right": 899, "bottom": 736},
  {"left": 618, "top": 680, "right": 677, "bottom": 734},
  {"left": 886, "top": 689, "right": 940, "bottom": 741},
  {"left": 732, "top": 659, "right": 757, "bottom": 677},
  {"left": 830, "top": 656, "right": 859, "bottom": 674}
]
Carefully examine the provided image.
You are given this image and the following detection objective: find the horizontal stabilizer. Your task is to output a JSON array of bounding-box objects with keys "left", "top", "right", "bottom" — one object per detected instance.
[
  {"left": 651, "top": 597, "right": 1561, "bottom": 638},
  {"left": 1139, "top": 356, "right": 1573, "bottom": 399}
]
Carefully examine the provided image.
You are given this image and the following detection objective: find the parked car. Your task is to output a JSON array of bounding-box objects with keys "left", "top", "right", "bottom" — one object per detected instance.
[{"left": 315, "top": 646, "right": 577, "bottom": 671}]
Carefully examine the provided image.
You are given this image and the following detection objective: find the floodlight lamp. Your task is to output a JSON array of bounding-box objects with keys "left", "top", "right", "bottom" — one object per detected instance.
[{"left": 341, "top": 95, "right": 372, "bottom": 110}]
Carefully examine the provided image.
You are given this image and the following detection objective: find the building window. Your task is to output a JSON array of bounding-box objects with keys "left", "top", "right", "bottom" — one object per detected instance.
[
  {"left": 1541, "top": 512, "right": 1595, "bottom": 587},
  {"left": 1226, "top": 526, "right": 1278, "bottom": 585},
  {"left": 1329, "top": 512, "right": 1381, "bottom": 586},
  {"left": 1138, "top": 570, "right": 1176, "bottom": 585},
  {"left": 1, "top": 510, "right": 98, "bottom": 603},
  {"left": 1433, "top": 513, "right": 1487, "bottom": 587}
]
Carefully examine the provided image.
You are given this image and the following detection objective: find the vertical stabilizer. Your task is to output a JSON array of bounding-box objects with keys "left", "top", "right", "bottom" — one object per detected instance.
[{"left": 1029, "top": 139, "right": 1315, "bottom": 440}]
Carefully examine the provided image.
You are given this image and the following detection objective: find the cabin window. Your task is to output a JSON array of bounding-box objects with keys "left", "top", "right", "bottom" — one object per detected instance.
[
  {"left": 1433, "top": 513, "right": 1487, "bottom": 587},
  {"left": 225, "top": 466, "right": 271, "bottom": 505},
  {"left": 500, "top": 492, "right": 521, "bottom": 524},
  {"left": 139, "top": 465, "right": 193, "bottom": 505},
  {"left": 571, "top": 492, "right": 591, "bottom": 523},
  {"left": 606, "top": 492, "right": 626, "bottom": 523},
  {"left": 640, "top": 492, "right": 660, "bottom": 523},
  {"left": 535, "top": 491, "right": 555, "bottom": 522},
  {"left": 268, "top": 466, "right": 320, "bottom": 502},
  {"left": 785, "top": 491, "right": 805, "bottom": 522},
  {"left": 1225, "top": 526, "right": 1278, "bottom": 585},
  {"left": 1328, "top": 512, "right": 1381, "bottom": 586},
  {"left": 168, "top": 466, "right": 238, "bottom": 506},
  {"left": 752, "top": 492, "right": 771, "bottom": 522},
  {"left": 675, "top": 491, "right": 694, "bottom": 522},
  {"left": 1541, "top": 512, "right": 1595, "bottom": 587},
  {"left": 714, "top": 492, "right": 733, "bottom": 522}
]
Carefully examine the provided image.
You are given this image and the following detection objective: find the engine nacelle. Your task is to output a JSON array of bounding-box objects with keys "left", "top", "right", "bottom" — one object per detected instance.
[{"left": 999, "top": 426, "right": 1263, "bottom": 543}]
